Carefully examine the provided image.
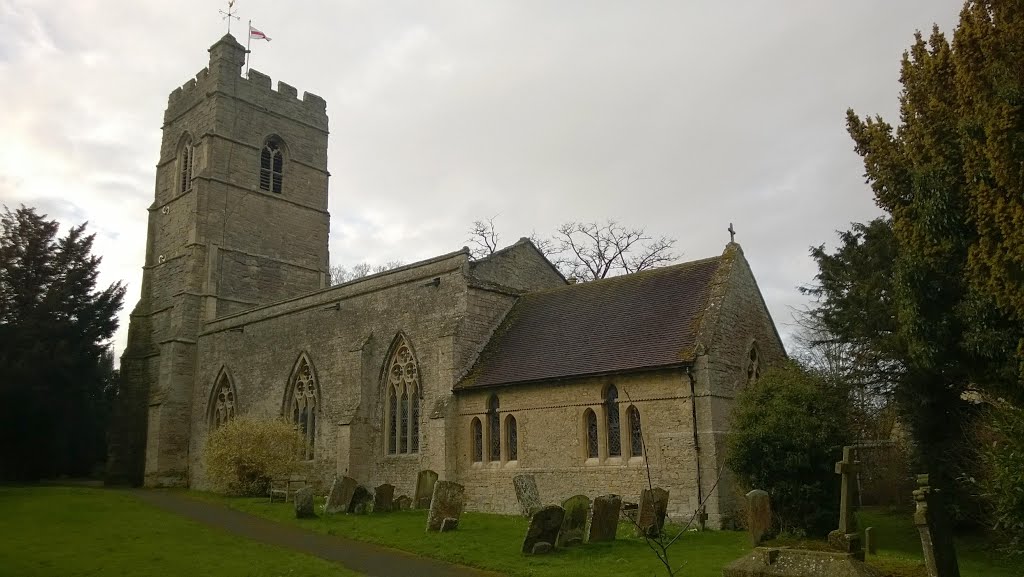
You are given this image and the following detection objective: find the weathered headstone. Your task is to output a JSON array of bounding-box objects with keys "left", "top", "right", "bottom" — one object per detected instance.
[
  {"left": 348, "top": 485, "right": 372, "bottom": 514},
  {"left": 531, "top": 542, "right": 553, "bottom": 555},
  {"left": 828, "top": 446, "right": 863, "bottom": 560},
  {"left": 522, "top": 505, "right": 565, "bottom": 555},
  {"left": 635, "top": 487, "right": 669, "bottom": 538},
  {"left": 374, "top": 483, "right": 395, "bottom": 513},
  {"left": 557, "top": 494, "right": 590, "bottom": 547},
  {"left": 426, "top": 480, "right": 465, "bottom": 532},
  {"left": 745, "top": 489, "right": 772, "bottom": 546},
  {"left": 864, "top": 527, "right": 876, "bottom": 555},
  {"left": 913, "top": 474, "right": 961, "bottom": 577},
  {"left": 325, "top": 476, "right": 358, "bottom": 514},
  {"left": 587, "top": 494, "right": 621, "bottom": 542},
  {"left": 294, "top": 486, "right": 316, "bottom": 518},
  {"left": 395, "top": 495, "right": 412, "bottom": 510},
  {"left": 415, "top": 469, "right": 438, "bottom": 509},
  {"left": 512, "top": 474, "right": 542, "bottom": 517},
  {"left": 621, "top": 501, "right": 638, "bottom": 524},
  {"left": 440, "top": 517, "right": 459, "bottom": 532}
]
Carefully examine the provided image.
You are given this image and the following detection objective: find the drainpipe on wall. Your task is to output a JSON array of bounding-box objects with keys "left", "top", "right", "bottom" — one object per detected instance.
[{"left": 686, "top": 366, "right": 703, "bottom": 511}]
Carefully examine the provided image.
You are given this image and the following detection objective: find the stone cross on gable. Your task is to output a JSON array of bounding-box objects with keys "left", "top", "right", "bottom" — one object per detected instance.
[
  {"left": 728, "top": 223, "right": 736, "bottom": 243},
  {"left": 835, "top": 445, "right": 861, "bottom": 534}
]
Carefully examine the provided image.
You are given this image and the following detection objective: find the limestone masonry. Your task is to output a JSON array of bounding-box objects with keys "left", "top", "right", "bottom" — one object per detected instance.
[{"left": 106, "top": 33, "right": 786, "bottom": 529}]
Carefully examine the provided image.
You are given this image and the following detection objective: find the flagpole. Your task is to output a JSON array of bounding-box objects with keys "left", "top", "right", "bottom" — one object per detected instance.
[{"left": 245, "top": 19, "right": 252, "bottom": 77}]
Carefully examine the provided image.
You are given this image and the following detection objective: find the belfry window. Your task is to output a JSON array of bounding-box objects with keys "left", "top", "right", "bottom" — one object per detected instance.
[
  {"left": 605, "top": 385, "right": 621, "bottom": 457},
  {"left": 488, "top": 395, "right": 500, "bottom": 462},
  {"left": 384, "top": 337, "right": 420, "bottom": 455},
  {"left": 179, "top": 136, "right": 195, "bottom": 193},
  {"left": 260, "top": 137, "right": 283, "bottom": 193},
  {"left": 286, "top": 355, "right": 318, "bottom": 460}
]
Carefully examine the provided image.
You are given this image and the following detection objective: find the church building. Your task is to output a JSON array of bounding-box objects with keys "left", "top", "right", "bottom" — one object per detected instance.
[{"left": 107, "top": 34, "right": 785, "bottom": 529}]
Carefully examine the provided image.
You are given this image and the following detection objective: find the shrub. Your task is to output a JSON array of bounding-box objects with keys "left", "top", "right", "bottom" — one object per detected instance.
[
  {"left": 726, "top": 359, "right": 851, "bottom": 537},
  {"left": 204, "top": 417, "right": 305, "bottom": 496},
  {"left": 978, "top": 402, "right": 1024, "bottom": 555}
]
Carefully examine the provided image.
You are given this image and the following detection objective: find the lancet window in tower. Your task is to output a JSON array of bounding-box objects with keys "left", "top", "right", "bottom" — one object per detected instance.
[
  {"left": 605, "top": 385, "right": 621, "bottom": 457},
  {"left": 210, "top": 372, "right": 236, "bottom": 429},
  {"left": 384, "top": 338, "right": 420, "bottom": 455},
  {"left": 627, "top": 405, "right": 643, "bottom": 457},
  {"left": 585, "top": 408, "right": 599, "bottom": 459},
  {"left": 260, "top": 137, "right": 284, "bottom": 193},
  {"left": 487, "top": 395, "right": 500, "bottom": 462},
  {"left": 287, "top": 356, "right": 318, "bottom": 460},
  {"left": 179, "top": 136, "right": 195, "bottom": 193}
]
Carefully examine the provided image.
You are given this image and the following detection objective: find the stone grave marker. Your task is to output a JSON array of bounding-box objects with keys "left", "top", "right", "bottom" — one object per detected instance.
[
  {"left": 621, "top": 501, "right": 638, "bottom": 524},
  {"left": 348, "top": 485, "right": 372, "bottom": 514},
  {"left": 828, "top": 446, "right": 863, "bottom": 559},
  {"left": 913, "top": 474, "right": 961, "bottom": 577},
  {"left": 426, "top": 480, "right": 465, "bottom": 532},
  {"left": 865, "top": 526, "right": 876, "bottom": 555},
  {"left": 415, "top": 469, "right": 438, "bottom": 509},
  {"left": 395, "top": 495, "right": 412, "bottom": 510},
  {"left": 587, "top": 494, "right": 621, "bottom": 542},
  {"left": 745, "top": 489, "right": 772, "bottom": 546},
  {"left": 522, "top": 505, "right": 565, "bottom": 555},
  {"left": 294, "top": 486, "right": 316, "bottom": 518},
  {"left": 556, "top": 494, "right": 590, "bottom": 547},
  {"left": 635, "top": 487, "right": 669, "bottom": 538},
  {"left": 325, "top": 476, "right": 358, "bottom": 514},
  {"left": 512, "top": 474, "right": 542, "bottom": 517},
  {"left": 374, "top": 483, "right": 395, "bottom": 513}
]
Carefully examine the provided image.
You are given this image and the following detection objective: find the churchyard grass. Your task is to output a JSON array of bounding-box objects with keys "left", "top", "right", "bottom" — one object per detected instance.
[{"left": 0, "top": 486, "right": 359, "bottom": 577}]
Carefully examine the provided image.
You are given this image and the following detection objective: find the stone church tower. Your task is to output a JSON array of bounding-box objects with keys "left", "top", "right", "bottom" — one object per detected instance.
[{"left": 107, "top": 34, "right": 330, "bottom": 486}]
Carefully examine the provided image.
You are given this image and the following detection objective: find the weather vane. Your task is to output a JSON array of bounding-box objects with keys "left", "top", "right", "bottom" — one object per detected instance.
[
  {"left": 219, "top": 0, "right": 240, "bottom": 35},
  {"left": 728, "top": 222, "right": 736, "bottom": 243}
]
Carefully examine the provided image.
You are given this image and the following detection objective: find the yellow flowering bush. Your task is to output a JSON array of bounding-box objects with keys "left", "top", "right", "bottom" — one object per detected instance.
[{"left": 204, "top": 417, "right": 304, "bottom": 496}]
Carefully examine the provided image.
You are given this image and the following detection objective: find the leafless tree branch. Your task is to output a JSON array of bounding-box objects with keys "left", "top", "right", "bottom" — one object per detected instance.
[{"left": 467, "top": 215, "right": 501, "bottom": 260}]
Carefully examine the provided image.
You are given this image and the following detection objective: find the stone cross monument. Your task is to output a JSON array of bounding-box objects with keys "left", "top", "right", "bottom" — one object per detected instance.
[{"left": 828, "top": 445, "right": 863, "bottom": 559}]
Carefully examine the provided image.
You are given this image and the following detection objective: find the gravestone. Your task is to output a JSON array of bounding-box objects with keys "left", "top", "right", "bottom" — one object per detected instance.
[
  {"left": 512, "top": 474, "right": 542, "bottom": 516},
  {"left": 746, "top": 489, "right": 772, "bottom": 546},
  {"left": 440, "top": 517, "right": 459, "bottom": 532},
  {"left": 557, "top": 494, "right": 590, "bottom": 547},
  {"left": 294, "top": 486, "right": 316, "bottom": 518},
  {"left": 864, "top": 527, "right": 876, "bottom": 555},
  {"left": 828, "top": 446, "right": 863, "bottom": 560},
  {"left": 415, "top": 470, "right": 438, "bottom": 509},
  {"left": 587, "top": 494, "right": 621, "bottom": 542},
  {"left": 426, "top": 480, "right": 465, "bottom": 532},
  {"left": 913, "top": 474, "right": 961, "bottom": 577},
  {"left": 348, "top": 485, "right": 372, "bottom": 514},
  {"left": 722, "top": 547, "right": 886, "bottom": 577},
  {"left": 621, "top": 501, "right": 638, "bottom": 524},
  {"left": 635, "top": 487, "right": 669, "bottom": 538},
  {"left": 374, "top": 483, "right": 395, "bottom": 513},
  {"left": 325, "top": 476, "right": 358, "bottom": 514},
  {"left": 522, "top": 505, "right": 565, "bottom": 555},
  {"left": 395, "top": 495, "right": 412, "bottom": 510}
]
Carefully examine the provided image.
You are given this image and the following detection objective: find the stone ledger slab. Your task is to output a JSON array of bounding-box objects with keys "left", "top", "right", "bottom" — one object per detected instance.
[
  {"left": 723, "top": 548, "right": 884, "bottom": 577},
  {"left": 426, "top": 480, "right": 465, "bottom": 532}
]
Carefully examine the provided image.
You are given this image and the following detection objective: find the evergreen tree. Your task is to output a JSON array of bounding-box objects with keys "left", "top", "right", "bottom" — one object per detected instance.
[{"left": 0, "top": 206, "right": 125, "bottom": 480}]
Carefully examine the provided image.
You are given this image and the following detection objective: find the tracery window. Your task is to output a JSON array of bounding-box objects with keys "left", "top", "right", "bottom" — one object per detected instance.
[
  {"left": 287, "top": 356, "right": 318, "bottom": 460},
  {"left": 260, "top": 137, "right": 284, "bottom": 193},
  {"left": 627, "top": 405, "right": 643, "bottom": 457},
  {"left": 179, "top": 136, "right": 195, "bottom": 193},
  {"left": 210, "top": 372, "right": 236, "bottom": 429},
  {"left": 384, "top": 337, "right": 420, "bottom": 455},
  {"left": 584, "top": 409, "right": 599, "bottom": 459},
  {"left": 506, "top": 415, "right": 518, "bottom": 461},
  {"left": 747, "top": 344, "right": 761, "bottom": 385},
  {"left": 605, "top": 385, "right": 621, "bottom": 457},
  {"left": 471, "top": 417, "right": 483, "bottom": 463},
  {"left": 488, "top": 395, "right": 500, "bottom": 462}
]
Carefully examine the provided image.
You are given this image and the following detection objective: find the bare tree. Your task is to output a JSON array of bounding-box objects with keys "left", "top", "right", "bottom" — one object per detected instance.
[
  {"left": 550, "top": 220, "right": 676, "bottom": 281},
  {"left": 467, "top": 216, "right": 500, "bottom": 259},
  {"left": 329, "top": 261, "right": 404, "bottom": 285}
]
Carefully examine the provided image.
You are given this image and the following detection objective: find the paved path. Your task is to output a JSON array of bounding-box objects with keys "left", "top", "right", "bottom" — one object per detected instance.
[{"left": 132, "top": 490, "right": 500, "bottom": 577}]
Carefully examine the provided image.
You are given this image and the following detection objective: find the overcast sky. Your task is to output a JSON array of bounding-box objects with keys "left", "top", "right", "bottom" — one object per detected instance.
[{"left": 1, "top": 0, "right": 965, "bottom": 358}]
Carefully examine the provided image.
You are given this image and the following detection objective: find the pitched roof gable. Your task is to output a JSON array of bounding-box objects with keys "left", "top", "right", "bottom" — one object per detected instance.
[{"left": 457, "top": 254, "right": 723, "bottom": 389}]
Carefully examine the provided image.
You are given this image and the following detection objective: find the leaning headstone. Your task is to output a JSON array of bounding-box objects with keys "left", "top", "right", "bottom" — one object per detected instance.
[
  {"left": 635, "top": 487, "right": 669, "bottom": 538},
  {"left": 522, "top": 505, "right": 565, "bottom": 554},
  {"left": 374, "top": 483, "right": 395, "bottom": 513},
  {"left": 865, "top": 526, "right": 876, "bottom": 555},
  {"left": 512, "top": 474, "right": 543, "bottom": 516},
  {"left": 745, "top": 489, "right": 772, "bottom": 546},
  {"left": 913, "top": 474, "right": 961, "bottom": 577},
  {"left": 415, "top": 469, "right": 438, "bottom": 509},
  {"left": 294, "top": 486, "right": 316, "bottom": 518},
  {"left": 348, "top": 485, "right": 372, "bottom": 514},
  {"left": 587, "top": 494, "right": 621, "bottom": 542},
  {"left": 426, "top": 480, "right": 465, "bottom": 532},
  {"left": 325, "top": 476, "right": 358, "bottom": 514},
  {"left": 395, "top": 495, "right": 412, "bottom": 510},
  {"left": 557, "top": 494, "right": 590, "bottom": 547}
]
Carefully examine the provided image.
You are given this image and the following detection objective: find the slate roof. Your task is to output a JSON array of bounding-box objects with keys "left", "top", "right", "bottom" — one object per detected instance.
[{"left": 457, "top": 255, "right": 723, "bottom": 389}]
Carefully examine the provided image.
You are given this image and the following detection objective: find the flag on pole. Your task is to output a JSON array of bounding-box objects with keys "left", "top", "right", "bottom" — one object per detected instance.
[{"left": 249, "top": 25, "right": 271, "bottom": 41}]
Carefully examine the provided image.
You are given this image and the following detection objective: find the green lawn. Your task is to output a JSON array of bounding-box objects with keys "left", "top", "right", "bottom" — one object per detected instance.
[{"left": 0, "top": 486, "right": 359, "bottom": 577}]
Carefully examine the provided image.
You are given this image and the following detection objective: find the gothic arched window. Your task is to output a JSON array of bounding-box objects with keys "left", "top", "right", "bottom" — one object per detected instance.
[
  {"left": 747, "top": 344, "right": 761, "bottom": 385},
  {"left": 179, "top": 135, "right": 195, "bottom": 193},
  {"left": 627, "top": 405, "right": 643, "bottom": 457},
  {"left": 471, "top": 417, "right": 483, "bottom": 463},
  {"left": 506, "top": 415, "right": 518, "bottom": 461},
  {"left": 384, "top": 336, "right": 420, "bottom": 455},
  {"left": 209, "top": 369, "right": 236, "bottom": 429},
  {"left": 286, "top": 355, "right": 318, "bottom": 460},
  {"left": 605, "top": 385, "right": 621, "bottom": 457},
  {"left": 584, "top": 409, "right": 599, "bottom": 459},
  {"left": 260, "top": 137, "right": 284, "bottom": 193},
  {"left": 488, "top": 395, "right": 500, "bottom": 462}
]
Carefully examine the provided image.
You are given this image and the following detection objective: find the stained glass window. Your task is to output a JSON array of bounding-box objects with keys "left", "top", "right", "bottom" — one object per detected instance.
[
  {"left": 288, "top": 357, "right": 317, "bottom": 460},
  {"left": 385, "top": 339, "right": 421, "bottom": 454},
  {"left": 628, "top": 406, "right": 643, "bottom": 457},
  {"left": 488, "top": 395, "right": 500, "bottom": 461},
  {"left": 388, "top": 388, "right": 397, "bottom": 454},
  {"left": 400, "top": 388, "right": 409, "bottom": 454},
  {"left": 471, "top": 418, "right": 483, "bottom": 463},
  {"left": 585, "top": 409, "right": 599, "bottom": 459},
  {"left": 211, "top": 374, "right": 235, "bottom": 429},
  {"left": 606, "top": 385, "right": 621, "bottom": 457},
  {"left": 506, "top": 415, "right": 518, "bottom": 461},
  {"left": 411, "top": 393, "right": 420, "bottom": 453}
]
